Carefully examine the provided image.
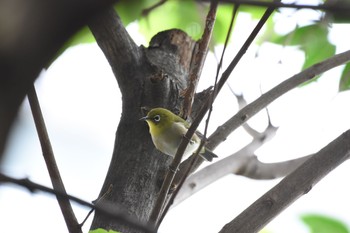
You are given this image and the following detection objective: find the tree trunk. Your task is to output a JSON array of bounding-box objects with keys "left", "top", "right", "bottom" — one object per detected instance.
[{"left": 89, "top": 8, "right": 197, "bottom": 232}]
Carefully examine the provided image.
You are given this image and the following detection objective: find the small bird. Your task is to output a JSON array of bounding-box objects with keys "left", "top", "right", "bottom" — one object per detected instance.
[{"left": 140, "top": 107, "right": 218, "bottom": 161}]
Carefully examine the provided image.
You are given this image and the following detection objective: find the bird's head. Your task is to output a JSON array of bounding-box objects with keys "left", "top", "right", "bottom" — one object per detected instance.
[{"left": 140, "top": 108, "right": 176, "bottom": 135}]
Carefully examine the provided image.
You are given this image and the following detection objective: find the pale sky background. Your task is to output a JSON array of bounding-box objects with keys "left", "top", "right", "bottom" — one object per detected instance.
[{"left": 1, "top": 7, "right": 350, "bottom": 233}]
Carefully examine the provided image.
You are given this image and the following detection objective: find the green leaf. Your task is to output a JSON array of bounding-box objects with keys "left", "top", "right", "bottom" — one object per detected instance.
[
  {"left": 301, "top": 214, "right": 349, "bottom": 233},
  {"left": 270, "top": 23, "right": 335, "bottom": 84},
  {"left": 272, "top": 24, "right": 336, "bottom": 69},
  {"left": 339, "top": 63, "right": 350, "bottom": 92},
  {"left": 89, "top": 228, "right": 121, "bottom": 233}
]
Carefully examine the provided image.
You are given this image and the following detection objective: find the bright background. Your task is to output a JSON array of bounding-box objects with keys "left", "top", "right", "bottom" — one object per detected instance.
[{"left": 1, "top": 9, "right": 350, "bottom": 233}]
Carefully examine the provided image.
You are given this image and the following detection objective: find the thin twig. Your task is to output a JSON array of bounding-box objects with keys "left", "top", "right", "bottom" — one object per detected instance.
[
  {"left": 207, "top": 49, "right": 350, "bottom": 150},
  {"left": 233, "top": 91, "right": 261, "bottom": 138},
  {"left": 182, "top": 0, "right": 218, "bottom": 119},
  {"left": 27, "top": 85, "right": 81, "bottom": 233},
  {"left": 0, "top": 173, "right": 155, "bottom": 233},
  {"left": 79, "top": 184, "right": 113, "bottom": 227},
  {"left": 159, "top": 3, "right": 241, "bottom": 222},
  {"left": 215, "top": 0, "right": 279, "bottom": 95},
  {"left": 173, "top": 0, "right": 278, "bottom": 189}
]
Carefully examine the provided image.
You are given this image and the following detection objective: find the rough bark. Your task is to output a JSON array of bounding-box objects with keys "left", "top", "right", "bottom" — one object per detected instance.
[{"left": 88, "top": 8, "right": 198, "bottom": 232}]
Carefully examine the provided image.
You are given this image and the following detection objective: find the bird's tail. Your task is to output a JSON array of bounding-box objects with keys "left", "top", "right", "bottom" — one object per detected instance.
[{"left": 200, "top": 148, "right": 218, "bottom": 162}]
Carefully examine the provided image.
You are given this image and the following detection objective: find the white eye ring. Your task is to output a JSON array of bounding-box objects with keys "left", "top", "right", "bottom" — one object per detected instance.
[{"left": 153, "top": 115, "right": 161, "bottom": 122}]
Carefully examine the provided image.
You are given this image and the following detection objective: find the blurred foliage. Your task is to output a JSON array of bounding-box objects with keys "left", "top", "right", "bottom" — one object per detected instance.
[
  {"left": 270, "top": 23, "right": 335, "bottom": 70},
  {"left": 266, "top": 22, "right": 336, "bottom": 84},
  {"left": 339, "top": 63, "right": 350, "bottom": 92},
  {"left": 52, "top": 0, "right": 350, "bottom": 91},
  {"left": 52, "top": 0, "right": 272, "bottom": 64},
  {"left": 138, "top": 0, "right": 203, "bottom": 41},
  {"left": 301, "top": 213, "right": 350, "bottom": 233}
]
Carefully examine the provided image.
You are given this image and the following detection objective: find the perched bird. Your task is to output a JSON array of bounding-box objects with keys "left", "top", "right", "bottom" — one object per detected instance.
[{"left": 140, "top": 107, "right": 218, "bottom": 161}]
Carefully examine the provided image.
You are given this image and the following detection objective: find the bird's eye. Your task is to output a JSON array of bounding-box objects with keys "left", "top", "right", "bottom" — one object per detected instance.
[{"left": 153, "top": 115, "right": 161, "bottom": 122}]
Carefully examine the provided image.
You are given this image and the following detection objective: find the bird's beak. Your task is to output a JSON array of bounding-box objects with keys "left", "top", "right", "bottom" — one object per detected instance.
[{"left": 139, "top": 116, "right": 149, "bottom": 121}]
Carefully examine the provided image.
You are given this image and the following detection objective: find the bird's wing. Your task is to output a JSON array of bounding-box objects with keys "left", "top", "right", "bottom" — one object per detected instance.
[
  {"left": 173, "top": 115, "right": 206, "bottom": 140},
  {"left": 172, "top": 121, "right": 199, "bottom": 145}
]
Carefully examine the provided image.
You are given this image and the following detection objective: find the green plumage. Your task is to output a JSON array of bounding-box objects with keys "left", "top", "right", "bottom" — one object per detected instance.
[{"left": 141, "top": 108, "right": 218, "bottom": 161}]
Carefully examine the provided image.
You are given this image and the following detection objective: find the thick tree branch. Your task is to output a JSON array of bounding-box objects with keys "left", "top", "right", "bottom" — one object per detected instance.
[
  {"left": 174, "top": 152, "right": 312, "bottom": 206},
  {"left": 88, "top": 7, "right": 142, "bottom": 96},
  {"left": 239, "top": 154, "right": 313, "bottom": 180},
  {"left": 219, "top": 129, "right": 350, "bottom": 233},
  {"left": 0, "top": 173, "right": 155, "bottom": 233},
  {"left": 27, "top": 85, "right": 81, "bottom": 233}
]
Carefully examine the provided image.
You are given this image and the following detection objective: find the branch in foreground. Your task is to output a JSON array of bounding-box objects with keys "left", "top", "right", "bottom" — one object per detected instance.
[
  {"left": 157, "top": 5, "right": 241, "bottom": 224},
  {"left": 219, "top": 129, "right": 350, "bottom": 233},
  {"left": 27, "top": 85, "right": 81, "bottom": 233},
  {"left": 0, "top": 174, "right": 155, "bottom": 233},
  {"left": 173, "top": 0, "right": 277, "bottom": 186}
]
